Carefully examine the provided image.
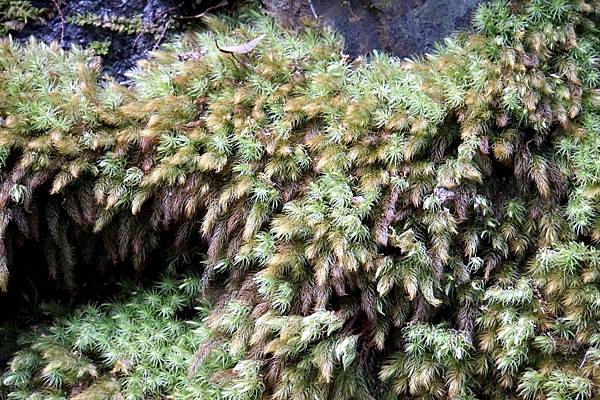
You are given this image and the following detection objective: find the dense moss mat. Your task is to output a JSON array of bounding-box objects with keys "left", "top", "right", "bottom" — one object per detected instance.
[
  {"left": 1, "top": 274, "right": 217, "bottom": 399},
  {"left": 3, "top": 0, "right": 600, "bottom": 398}
]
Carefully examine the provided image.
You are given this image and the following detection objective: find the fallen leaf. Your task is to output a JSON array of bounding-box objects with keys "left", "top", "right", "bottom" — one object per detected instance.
[{"left": 217, "top": 33, "right": 266, "bottom": 54}]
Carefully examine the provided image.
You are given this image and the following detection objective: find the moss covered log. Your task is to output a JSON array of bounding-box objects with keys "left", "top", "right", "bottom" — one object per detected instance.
[{"left": 3, "top": 0, "right": 600, "bottom": 398}]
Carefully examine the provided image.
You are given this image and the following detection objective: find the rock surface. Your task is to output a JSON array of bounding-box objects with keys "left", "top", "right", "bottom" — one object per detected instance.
[{"left": 267, "top": 0, "right": 485, "bottom": 58}]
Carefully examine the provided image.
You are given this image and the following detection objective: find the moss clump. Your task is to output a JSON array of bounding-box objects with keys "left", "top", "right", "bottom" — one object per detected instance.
[
  {"left": 88, "top": 40, "right": 112, "bottom": 56},
  {"left": 2, "top": 0, "right": 600, "bottom": 398},
  {"left": 0, "top": 0, "right": 44, "bottom": 35},
  {"left": 67, "top": 12, "right": 147, "bottom": 35},
  {"left": 1, "top": 274, "right": 213, "bottom": 399}
]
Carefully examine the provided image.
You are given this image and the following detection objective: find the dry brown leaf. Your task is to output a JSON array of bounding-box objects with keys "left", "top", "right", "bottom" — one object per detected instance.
[{"left": 217, "top": 33, "right": 266, "bottom": 54}]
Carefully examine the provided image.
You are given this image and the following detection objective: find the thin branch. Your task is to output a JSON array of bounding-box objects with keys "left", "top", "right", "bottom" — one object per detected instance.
[
  {"left": 152, "top": 20, "right": 172, "bottom": 50},
  {"left": 134, "top": 2, "right": 181, "bottom": 49},
  {"left": 51, "top": 0, "right": 65, "bottom": 46},
  {"left": 178, "top": 0, "right": 228, "bottom": 20},
  {"left": 308, "top": 0, "right": 319, "bottom": 20}
]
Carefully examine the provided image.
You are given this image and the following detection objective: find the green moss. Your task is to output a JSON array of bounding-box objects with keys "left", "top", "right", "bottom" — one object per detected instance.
[
  {"left": 0, "top": 0, "right": 44, "bottom": 35},
  {"left": 67, "top": 12, "right": 146, "bottom": 35},
  {"left": 1, "top": 0, "right": 600, "bottom": 398},
  {"left": 1, "top": 274, "right": 218, "bottom": 400},
  {"left": 88, "top": 40, "right": 111, "bottom": 56}
]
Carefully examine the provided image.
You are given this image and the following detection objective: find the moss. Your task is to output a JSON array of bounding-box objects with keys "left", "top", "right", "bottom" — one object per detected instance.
[
  {"left": 67, "top": 12, "right": 147, "bottom": 35},
  {"left": 88, "top": 40, "right": 112, "bottom": 56},
  {"left": 1, "top": 274, "right": 214, "bottom": 400},
  {"left": 1, "top": 0, "right": 600, "bottom": 398},
  {"left": 0, "top": 0, "right": 44, "bottom": 35}
]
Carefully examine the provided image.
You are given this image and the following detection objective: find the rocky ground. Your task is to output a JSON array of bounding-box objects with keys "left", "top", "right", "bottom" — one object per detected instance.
[
  {"left": 263, "top": 0, "right": 484, "bottom": 57},
  {"left": 312, "top": 0, "right": 484, "bottom": 58}
]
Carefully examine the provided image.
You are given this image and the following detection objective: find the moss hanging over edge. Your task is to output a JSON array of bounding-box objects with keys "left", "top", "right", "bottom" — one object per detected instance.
[{"left": 2, "top": 0, "right": 600, "bottom": 398}]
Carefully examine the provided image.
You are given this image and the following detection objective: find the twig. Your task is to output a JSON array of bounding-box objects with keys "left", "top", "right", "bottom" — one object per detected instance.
[
  {"left": 134, "top": 0, "right": 227, "bottom": 49},
  {"left": 178, "top": 0, "right": 228, "bottom": 20},
  {"left": 152, "top": 20, "right": 172, "bottom": 50},
  {"left": 308, "top": 0, "right": 319, "bottom": 20},
  {"left": 343, "top": 0, "right": 360, "bottom": 22},
  {"left": 133, "top": 3, "right": 179, "bottom": 49},
  {"left": 51, "top": 0, "right": 65, "bottom": 46},
  {"left": 132, "top": 30, "right": 144, "bottom": 49},
  {"left": 214, "top": 39, "right": 248, "bottom": 70}
]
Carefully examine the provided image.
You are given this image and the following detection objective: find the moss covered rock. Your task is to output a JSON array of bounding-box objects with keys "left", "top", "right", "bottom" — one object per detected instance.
[{"left": 2, "top": 0, "right": 600, "bottom": 398}]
